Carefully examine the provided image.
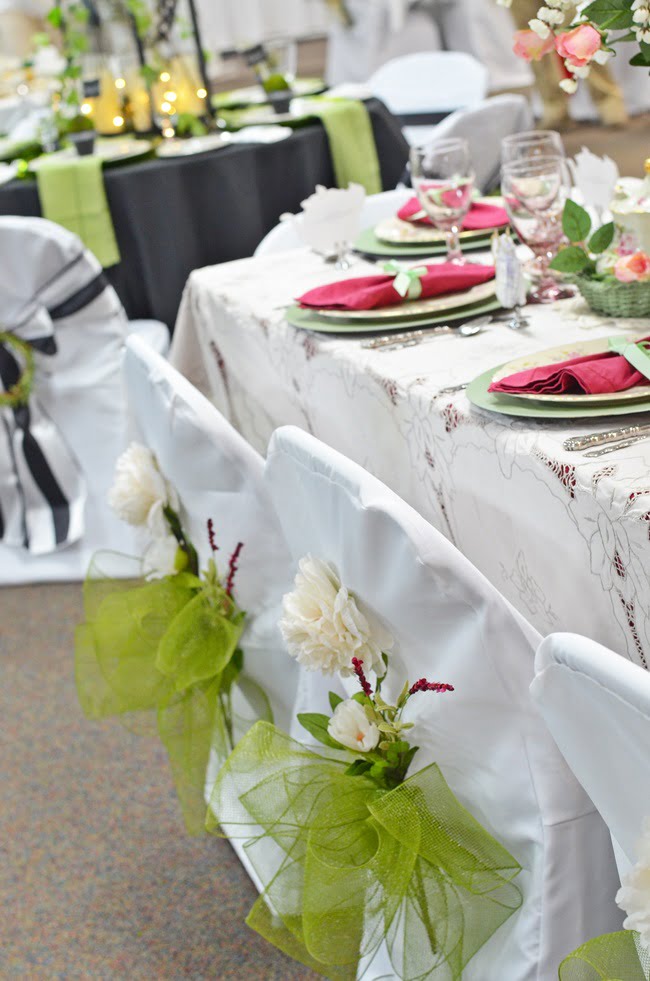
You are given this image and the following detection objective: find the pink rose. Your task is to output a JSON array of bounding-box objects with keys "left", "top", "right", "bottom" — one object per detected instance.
[
  {"left": 555, "top": 24, "right": 602, "bottom": 68},
  {"left": 614, "top": 251, "right": 650, "bottom": 283},
  {"left": 513, "top": 29, "right": 556, "bottom": 62}
]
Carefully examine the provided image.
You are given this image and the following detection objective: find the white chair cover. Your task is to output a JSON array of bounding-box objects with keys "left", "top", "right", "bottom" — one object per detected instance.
[
  {"left": 410, "top": 94, "right": 535, "bottom": 191},
  {"left": 263, "top": 425, "right": 621, "bottom": 980},
  {"left": 254, "top": 188, "right": 412, "bottom": 256},
  {"left": 368, "top": 50, "right": 488, "bottom": 116},
  {"left": 0, "top": 216, "right": 135, "bottom": 584},
  {"left": 123, "top": 334, "right": 297, "bottom": 735},
  {"left": 0, "top": 217, "right": 169, "bottom": 584},
  {"left": 531, "top": 632, "right": 650, "bottom": 877}
]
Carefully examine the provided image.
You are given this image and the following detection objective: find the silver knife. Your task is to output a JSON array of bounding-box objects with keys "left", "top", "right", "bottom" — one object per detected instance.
[
  {"left": 584, "top": 433, "right": 650, "bottom": 457},
  {"left": 361, "top": 314, "right": 492, "bottom": 351},
  {"left": 564, "top": 423, "right": 650, "bottom": 452}
]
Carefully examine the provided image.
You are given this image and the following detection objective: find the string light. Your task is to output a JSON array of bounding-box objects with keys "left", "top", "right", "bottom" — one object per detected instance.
[
  {"left": 115, "top": 77, "right": 126, "bottom": 89},
  {"left": 163, "top": 91, "right": 177, "bottom": 102},
  {"left": 162, "top": 126, "right": 175, "bottom": 138},
  {"left": 80, "top": 102, "right": 92, "bottom": 115},
  {"left": 160, "top": 101, "right": 172, "bottom": 113},
  {"left": 113, "top": 115, "right": 124, "bottom": 127},
  {"left": 196, "top": 87, "right": 207, "bottom": 99},
  {"left": 159, "top": 71, "right": 171, "bottom": 82}
]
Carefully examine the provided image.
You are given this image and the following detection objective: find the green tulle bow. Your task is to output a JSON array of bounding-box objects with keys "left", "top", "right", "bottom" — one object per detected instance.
[
  {"left": 208, "top": 721, "right": 522, "bottom": 980},
  {"left": 75, "top": 553, "right": 269, "bottom": 834},
  {"left": 559, "top": 930, "right": 650, "bottom": 980}
]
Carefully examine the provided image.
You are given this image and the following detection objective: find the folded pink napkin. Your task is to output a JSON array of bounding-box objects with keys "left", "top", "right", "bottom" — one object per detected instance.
[
  {"left": 397, "top": 198, "right": 509, "bottom": 231},
  {"left": 489, "top": 340, "right": 650, "bottom": 396},
  {"left": 297, "top": 262, "right": 495, "bottom": 311}
]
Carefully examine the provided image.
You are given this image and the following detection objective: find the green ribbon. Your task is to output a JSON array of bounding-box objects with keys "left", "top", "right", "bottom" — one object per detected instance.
[
  {"left": 559, "top": 930, "right": 650, "bottom": 980},
  {"left": 608, "top": 336, "right": 650, "bottom": 382},
  {"left": 75, "top": 553, "right": 269, "bottom": 834},
  {"left": 209, "top": 721, "right": 522, "bottom": 979},
  {"left": 383, "top": 261, "right": 428, "bottom": 300}
]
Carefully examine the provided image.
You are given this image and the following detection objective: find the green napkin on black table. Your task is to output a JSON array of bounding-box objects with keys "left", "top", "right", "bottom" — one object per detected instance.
[{"left": 36, "top": 155, "right": 120, "bottom": 268}]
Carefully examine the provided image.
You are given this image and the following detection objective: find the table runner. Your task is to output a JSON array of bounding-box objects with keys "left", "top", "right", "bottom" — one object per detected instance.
[
  {"left": 35, "top": 156, "right": 120, "bottom": 269},
  {"left": 171, "top": 248, "right": 650, "bottom": 669}
]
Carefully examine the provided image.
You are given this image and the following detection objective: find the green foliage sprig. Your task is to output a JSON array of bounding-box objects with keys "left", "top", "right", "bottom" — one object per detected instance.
[{"left": 549, "top": 199, "right": 615, "bottom": 278}]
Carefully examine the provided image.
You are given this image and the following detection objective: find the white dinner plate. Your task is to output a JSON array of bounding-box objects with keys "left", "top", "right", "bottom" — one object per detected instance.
[
  {"left": 0, "top": 160, "right": 16, "bottom": 185},
  {"left": 29, "top": 137, "right": 152, "bottom": 172},
  {"left": 156, "top": 133, "right": 229, "bottom": 157}
]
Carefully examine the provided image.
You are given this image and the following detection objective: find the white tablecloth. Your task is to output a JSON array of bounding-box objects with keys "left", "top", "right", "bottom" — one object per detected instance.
[{"left": 171, "top": 249, "right": 650, "bottom": 668}]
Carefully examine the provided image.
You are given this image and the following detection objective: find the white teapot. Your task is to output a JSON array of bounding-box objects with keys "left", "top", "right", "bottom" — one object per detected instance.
[{"left": 610, "top": 159, "right": 650, "bottom": 254}]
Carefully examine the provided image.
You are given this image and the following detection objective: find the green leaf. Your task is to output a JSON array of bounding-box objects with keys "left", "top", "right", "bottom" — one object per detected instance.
[
  {"left": 588, "top": 222, "right": 615, "bottom": 254},
  {"left": 329, "top": 691, "right": 343, "bottom": 711},
  {"left": 562, "top": 199, "right": 591, "bottom": 243},
  {"left": 297, "top": 712, "right": 344, "bottom": 749},
  {"left": 46, "top": 6, "right": 62, "bottom": 28},
  {"left": 345, "top": 759, "right": 373, "bottom": 777},
  {"left": 583, "top": 0, "right": 633, "bottom": 29},
  {"left": 549, "top": 245, "right": 591, "bottom": 273},
  {"left": 630, "top": 52, "right": 650, "bottom": 66}
]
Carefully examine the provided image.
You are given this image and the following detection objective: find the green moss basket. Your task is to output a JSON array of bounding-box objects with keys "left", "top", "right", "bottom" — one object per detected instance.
[{"left": 576, "top": 275, "right": 650, "bottom": 318}]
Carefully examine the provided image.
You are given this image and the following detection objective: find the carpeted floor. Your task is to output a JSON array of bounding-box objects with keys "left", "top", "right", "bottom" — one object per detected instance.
[{"left": 0, "top": 583, "right": 316, "bottom": 980}]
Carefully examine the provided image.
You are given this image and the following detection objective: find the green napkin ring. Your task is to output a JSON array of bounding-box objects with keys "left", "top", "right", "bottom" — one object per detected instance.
[
  {"left": 608, "top": 336, "right": 650, "bottom": 382},
  {"left": 383, "top": 261, "right": 428, "bottom": 300},
  {"left": 0, "top": 332, "right": 35, "bottom": 409}
]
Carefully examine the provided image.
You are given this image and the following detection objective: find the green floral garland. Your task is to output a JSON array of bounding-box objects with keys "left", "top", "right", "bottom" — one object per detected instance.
[{"left": 0, "top": 332, "right": 35, "bottom": 409}]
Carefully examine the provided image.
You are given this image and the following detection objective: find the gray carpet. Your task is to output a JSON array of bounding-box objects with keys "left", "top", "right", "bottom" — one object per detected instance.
[{"left": 0, "top": 582, "right": 315, "bottom": 980}]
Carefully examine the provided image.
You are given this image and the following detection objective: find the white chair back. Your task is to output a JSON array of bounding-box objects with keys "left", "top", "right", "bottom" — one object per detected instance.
[
  {"left": 123, "top": 335, "right": 297, "bottom": 732},
  {"left": 531, "top": 631, "right": 650, "bottom": 876},
  {"left": 0, "top": 216, "right": 133, "bottom": 584},
  {"left": 254, "top": 188, "right": 412, "bottom": 257},
  {"left": 263, "top": 426, "right": 620, "bottom": 980},
  {"left": 410, "top": 94, "right": 535, "bottom": 191},
  {"left": 368, "top": 51, "right": 488, "bottom": 116}
]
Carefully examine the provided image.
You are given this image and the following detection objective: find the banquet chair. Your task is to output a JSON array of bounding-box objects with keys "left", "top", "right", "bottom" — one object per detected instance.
[
  {"left": 262, "top": 426, "right": 620, "bottom": 980},
  {"left": 0, "top": 216, "right": 165, "bottom": 585},
  {"left": 531, "top": 632, "right": 650, "bottom": 882},
  {"left": 123, "top": 334, "right": 298, "bottom": 740},
  {"left": 254, "top": 187, "right": 412, "bottom": 257},
  {"left": 415, "top": 94, "right": 535, "bottom": 192},
  {"left": 368, "top": 51, "right": 489, "bottom": 146}
]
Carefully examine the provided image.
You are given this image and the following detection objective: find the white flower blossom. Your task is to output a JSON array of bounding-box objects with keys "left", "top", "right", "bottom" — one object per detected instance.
[
  {"left": 529, "top": 18, "right": 551, "bottom": 38},
  {"left": 538, "top": 6, "right": 564, "bottom": 24},
  {"left": 496, "top": 0, "right": 512, "bottom": 6},
  {"left": 592, "top": 47, "right": 613, "bottom": 64},
  {"left": 108, "top": 442, "right": 178, "bottom": 527},
  {"left": 142, "top": 534, "right": 180, "bottom": 580},
  {"left": 279, "top": 556, "right": 393, "bottom": 676},
  {"left": 328, "top": 699, "right": 380, "bottom": 752},
  {"left": 572, "top": 64, "right": 591, "bottom": 78},
  {"left": 560, "top": 77, "right": 578, "bottom": 93},
  {"left": 616, "top": 820, "right": 650, "bottom": 952}
]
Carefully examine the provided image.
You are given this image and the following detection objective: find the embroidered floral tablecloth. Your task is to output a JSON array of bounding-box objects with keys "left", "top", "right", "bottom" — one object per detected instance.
[{"left": 171, "top": 248, "right": 650, "bottom": 668}]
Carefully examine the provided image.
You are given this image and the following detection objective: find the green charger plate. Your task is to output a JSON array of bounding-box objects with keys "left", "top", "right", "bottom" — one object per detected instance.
[
  {"left": 467, "top": 365, "right": 650, "bottom": 419},
  {"left": 286, "top": 297, "right": 502, "bottom": 335},
  {"left": 354, "top": 227, "right": 492, "bottom": 259}
]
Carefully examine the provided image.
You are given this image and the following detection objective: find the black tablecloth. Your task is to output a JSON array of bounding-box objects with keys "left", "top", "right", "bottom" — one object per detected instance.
[{"left": 0, "top": 99, "right": 408, "bottom": 328}]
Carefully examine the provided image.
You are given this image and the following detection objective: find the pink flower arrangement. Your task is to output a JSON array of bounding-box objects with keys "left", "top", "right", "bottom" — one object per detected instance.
[
  {"left": 512, "top": 29, "right": 555, "bottom": 62},
  {"left": 614, "top": 252, "right": 650, "bottom": 283},
  {"left": 555, "top": 24, "right": 602, "bottom": 69}
]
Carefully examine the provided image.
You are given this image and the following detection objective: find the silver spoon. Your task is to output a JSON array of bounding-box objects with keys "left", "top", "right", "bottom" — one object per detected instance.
[{"left": 362, "top": 317, "right": 489, "bottom": 351}]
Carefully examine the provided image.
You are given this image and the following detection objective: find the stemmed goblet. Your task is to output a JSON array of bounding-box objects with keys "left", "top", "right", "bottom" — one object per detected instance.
[
  {"left": 501, "top": 154, "right": 575, "bottom": 303},
  {"left": 501, "top": 130, "right": 565, "bottom": 167},
  {"left": 410, "top": 138, "right": 475, "bottom": 264}
]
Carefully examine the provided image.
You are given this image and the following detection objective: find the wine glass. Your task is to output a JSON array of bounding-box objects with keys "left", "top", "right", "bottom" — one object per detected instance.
[
  {"left": 410, "top": 139, "right": 475, "bottom": 264},
  {"left": 501, "top": 130, "right": 565, "bottom": 166},
  {"left": 501, "top": 155, "right": 575, "bottom": 303}
]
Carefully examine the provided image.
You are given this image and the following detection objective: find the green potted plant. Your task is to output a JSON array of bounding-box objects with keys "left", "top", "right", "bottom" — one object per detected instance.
[{"left": 550, "top": 200, "right": 650, "bottom": 317}]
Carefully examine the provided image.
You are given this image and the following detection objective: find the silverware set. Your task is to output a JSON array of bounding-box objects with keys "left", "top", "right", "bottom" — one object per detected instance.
[
  {"left": 361, "top": 308, "right": 529, "bottom": 352},
  {"left": 564, "top": 423, "right": 650, "bottom": 457}
]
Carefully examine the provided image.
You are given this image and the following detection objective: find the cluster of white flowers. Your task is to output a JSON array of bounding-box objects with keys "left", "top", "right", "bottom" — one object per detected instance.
[
  {"left": 617, "top": 820, "right": 650, "bottom": 951},
  {"left": 108, "top": 442, "right": 181, "bottom": 579},
  {"left": 633, "top": 0, "right": 650, "bottom": 44},
  {"left": 279, "top": 556, "right": 393, "bottom": 677},
  {"left": 528, "top": 0, "right": 573, "bottom": 38}
]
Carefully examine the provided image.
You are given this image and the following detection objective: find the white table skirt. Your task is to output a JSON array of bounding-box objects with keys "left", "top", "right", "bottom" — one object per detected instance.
[{"left": 171, "top": 248, "right": 650, "bottom": 668}]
